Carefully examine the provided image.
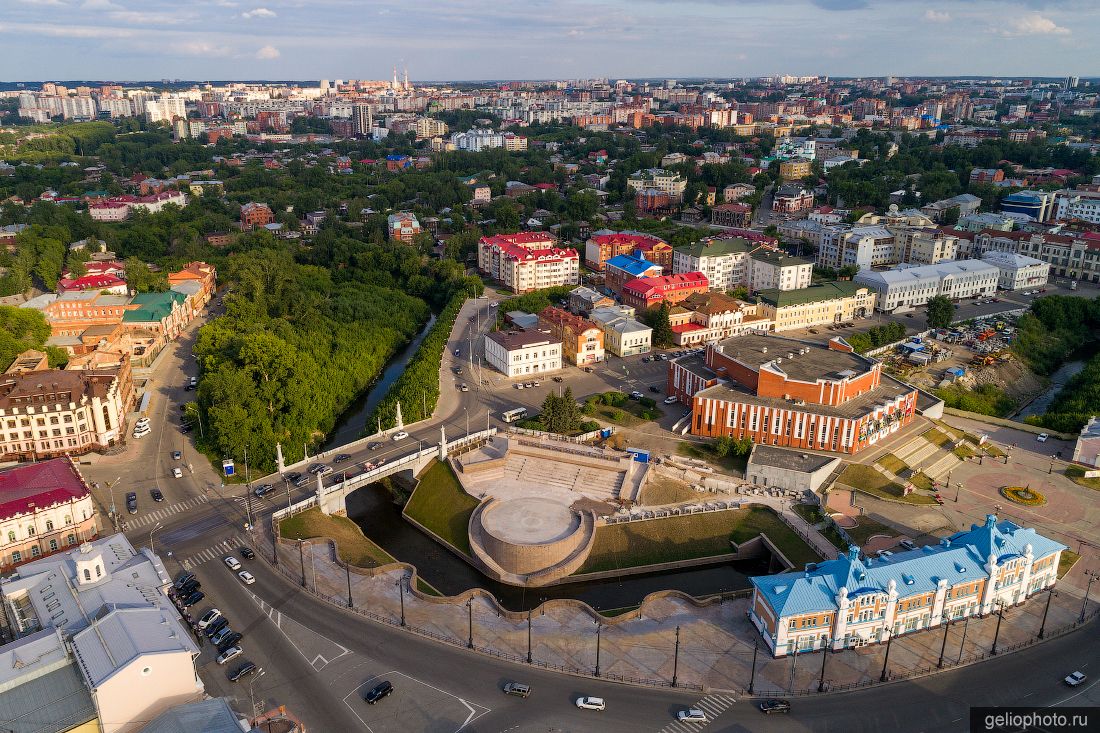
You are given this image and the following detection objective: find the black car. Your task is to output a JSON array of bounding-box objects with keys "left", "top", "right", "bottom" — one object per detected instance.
[
  {"left": 364, "top": 680, "right": 394, "bottom": 704},
  {"left": 552, "top": 376, "right": 563, "bottom": 382},
  {"left": 367, "top": 442, "right": 382, "bottom": 450},
  {"left": 285, "top": 472, "right": 302, "bottom": 483},
  {"left": 182, "top": 591, "right": 205, "bottom": 607},
  {"left": 239, "top": 547, "right": 255, "bottom": 560},
  {"left": 205, "top": 617, "right": 229, "bottom": 638},
  {"left": 178, "top": 579, "right": 201, "bottom": 596},
  {"left": 759, "top": 699, "right": 791, "bottom": 715},
  {"left": 229, "top": 661, "right": 258, "bottom": 682},
  {"left": 151, "top": 489, "right": 164, "bottom": 502},
  {"left": 217, "top": 632, "right": 243, "bottom": 653},
  {"left": 649, "top": 386, "right": 660, "bottom": 393},
  {"left": 308, "top": 463, "right": 325, "bottom": 474},
  {"left": 293, "top": 475, "right": 311, "bottom": 488},
  {"left": 180, "top": 422, "right": 193, "bottom": 433},
  {"left": 254, "top": 484, "right": 275, "bottom": 497},
  {"left": 174, "top": 572, "right": 196, "bottom": 589},
  {"left": 125, "top": 492, "right": 138, "bottom": 514},
  {"left": 333, "top": 453, "right": 351, "bottom": 463}
]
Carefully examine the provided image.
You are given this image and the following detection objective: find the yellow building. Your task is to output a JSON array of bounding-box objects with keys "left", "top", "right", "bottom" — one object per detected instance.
[
  {"left": 779, "top": 158, "right": 812, "bottom": 180},
  {"left": 755, "top": 281, "right": 877, "bottom": 332}
]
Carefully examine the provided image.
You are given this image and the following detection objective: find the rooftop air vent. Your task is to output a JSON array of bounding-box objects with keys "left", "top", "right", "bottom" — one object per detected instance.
[
  {"left": 788, "top": 352, "right": 795, "bottom": 359},
  {"left": 761, "top": 347, "right": 767, "bottom": 353}
]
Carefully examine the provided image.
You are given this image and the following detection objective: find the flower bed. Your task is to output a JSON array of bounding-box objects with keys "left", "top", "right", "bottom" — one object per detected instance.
[{"left": 999, "top": 486, "right": 1047, "bottom": 506}]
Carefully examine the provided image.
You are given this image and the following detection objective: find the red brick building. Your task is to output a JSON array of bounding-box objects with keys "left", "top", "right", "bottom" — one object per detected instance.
[
  {"left": 711, "top": 203, "right": 753, "bottom": 228},
  {"left": 668, "top": 334, "right": 918, "bottom": 455},
  {"left": 620, "top": 272, "right": 709, "bottom": 310},
  {"left": 240, "top": 202, "right": 274, "bottom": 231},
  {"left": 584, "top": 232, "right": 672, "bottom": 271}
]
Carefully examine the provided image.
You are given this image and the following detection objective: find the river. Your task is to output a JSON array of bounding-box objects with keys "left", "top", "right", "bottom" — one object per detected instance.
[
  {"left": 1015, "top": 358, "right": 1086, "bottom": 419},
  {"left": 321, "top": 314, "right": 437, "bottom": 450},
  {"left": 346, "top": 485, "right": 758, "bottom": 612}
]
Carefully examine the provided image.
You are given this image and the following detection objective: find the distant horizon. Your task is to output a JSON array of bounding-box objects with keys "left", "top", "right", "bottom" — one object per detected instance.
[{"left": 1, "top": 0, "right": 1094, "bottom": 80}]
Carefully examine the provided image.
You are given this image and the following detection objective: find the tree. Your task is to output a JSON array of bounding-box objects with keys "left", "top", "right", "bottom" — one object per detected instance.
[
  {"left": 926, "top": 295, "right": 955, "bottom": 329},
  {"left": 123, "top": 256, "right": 168, "bottom": 292},
  {"left": 647, "top": 301, "right": 675, "bottom": 348},
  {"left": 726, "top": 286, "right": 749, "bottom": 301},
  {"left": 538, "top": 387, "right": 582, "bottom": 434}
]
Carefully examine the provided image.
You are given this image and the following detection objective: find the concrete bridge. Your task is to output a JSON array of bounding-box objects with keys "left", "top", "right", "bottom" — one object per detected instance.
[{"left": 315, "top": 427, "right": 497, "bottom": 515}]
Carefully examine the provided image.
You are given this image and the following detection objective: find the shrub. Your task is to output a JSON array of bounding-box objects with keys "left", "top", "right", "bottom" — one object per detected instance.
[
  {"left": 639, "top": 396, "right": 656, "bottom": 408},
  {"left": 609, "top": 408, "right": 625, "bottom": 421},
  {"left": 580, "top": 420, "right": 600, "bottom": 432}
]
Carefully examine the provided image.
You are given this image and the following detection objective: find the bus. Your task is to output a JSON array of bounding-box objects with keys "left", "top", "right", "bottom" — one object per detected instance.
[{"left": 501, "top": 407, "right": 528, "bottom": 423}]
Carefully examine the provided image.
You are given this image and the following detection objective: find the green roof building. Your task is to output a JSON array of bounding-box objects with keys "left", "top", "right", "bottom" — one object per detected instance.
[{"left": 755, "top": 280, "right": 876, "bottom": 332}]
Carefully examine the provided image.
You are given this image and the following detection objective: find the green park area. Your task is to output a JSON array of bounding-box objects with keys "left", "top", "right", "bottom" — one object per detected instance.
[
  {"left": 837, "top": 464, "right": 938, "bottom": 505},
  {"left": 403, "top": 460, "right": 480, "bottom": 556},
  {"left": 280, "top": 507, "right": 396, "bottom": 568},
  {"left": 1066, "top": 465, "right": 1100, "bottom": 491},
  {"left": 576, "top": 505, "right": 822, "bottom": 574}
]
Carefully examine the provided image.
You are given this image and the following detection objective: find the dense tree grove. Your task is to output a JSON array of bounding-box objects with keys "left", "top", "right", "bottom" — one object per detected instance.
[
  {"left": 1011, "top": 295, "right": 1100, "bottom": 374},
  {"left": 0, "top": 306, "right": 67, "bottom": 370},
  {"left": 842, "top": 321, "right": 906, "bottom": 354},
  {"left": 538, "top": 387, "right": 584, "bottom": 435},
  {"left": 925, "top": 295, "right": 956, "bottom": 330}
]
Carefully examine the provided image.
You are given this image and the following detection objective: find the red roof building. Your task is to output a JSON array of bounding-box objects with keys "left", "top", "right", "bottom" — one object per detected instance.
[
  {"left": 584, "top": 232, "right": 671, "bottom": 271},
  {"left": 0, "top": 457, "right": 98, "bottom": 569},
  {"left": 477, "top": 233, "right": 579, "bottom": 293},
  {"left": 621, "top": 272, "right": 709, "bottom": 310},
  {"left": 57, "top": 275, "right": 128, "bottom": 295}
]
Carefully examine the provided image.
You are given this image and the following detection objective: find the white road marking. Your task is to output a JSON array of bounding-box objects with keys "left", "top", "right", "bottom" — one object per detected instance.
[{"left": 342, "top": 671, "right": 490, "bottom": 733}]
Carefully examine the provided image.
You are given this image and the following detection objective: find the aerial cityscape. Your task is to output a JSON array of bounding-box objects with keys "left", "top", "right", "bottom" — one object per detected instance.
[{"left": 0, "top": 3, "right": 1098, "bottom": 731}]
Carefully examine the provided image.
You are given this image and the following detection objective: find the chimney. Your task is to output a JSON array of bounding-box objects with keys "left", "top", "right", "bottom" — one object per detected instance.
[
  {"left": 787, "top": 352, "right": 794, "bottom": 359},
  {"left": 761, "top": 347, "right": 767, "bottom": 353}
]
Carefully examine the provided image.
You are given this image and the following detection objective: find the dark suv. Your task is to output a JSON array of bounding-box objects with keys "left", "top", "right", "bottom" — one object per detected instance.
[
  {"left": 125, "top": 492, "right": 138, "bottom": 514},
  {"left": 364, "top": 680, "right": 394, "bottom": 704},
  {"left": 229, "top": 661, "right": 258, "bottom": 682},
  {"left": 759, "top": 699, "right": 791, "bottom": 715}
]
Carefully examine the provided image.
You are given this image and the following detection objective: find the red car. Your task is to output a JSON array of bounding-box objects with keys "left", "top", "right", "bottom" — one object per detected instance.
[{"left": 934, "top": 494, "right": 945, "bottom": 505}]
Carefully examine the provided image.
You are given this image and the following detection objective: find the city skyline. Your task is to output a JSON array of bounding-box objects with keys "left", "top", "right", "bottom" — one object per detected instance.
[{"left": 1, "top": 0, "right": 1096, "bottom": 81}]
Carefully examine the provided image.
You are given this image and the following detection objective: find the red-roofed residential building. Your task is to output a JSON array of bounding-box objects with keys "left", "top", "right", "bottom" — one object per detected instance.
[
  {"left": 240, "top": 202, "right": 275, "bottom": 231},
  {"left": 584, "top": 232, "right": 671, "bottom": 271},
  {"left": 621, "top": 272, "right": 710, "bottom": 310},
  {"left": 57, "top": 275, "right": 128, "bottom": 295},
  {"left": 478, "top": 233, "right": 579, "bottom": 293},
  {"left": 0, "top": 457, "right": 97, "bottom": 569},
  {"left": 537, "top": 307, "right": 604, "bottom": 365}
]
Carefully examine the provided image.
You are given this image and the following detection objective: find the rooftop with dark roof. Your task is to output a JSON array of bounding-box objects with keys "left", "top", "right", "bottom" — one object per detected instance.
[
  {"left": 712, "top": 333, "right": 871, "bottom": 383},
  {"left": 756, "top": 280, "right": 872, "bottom": 308}
]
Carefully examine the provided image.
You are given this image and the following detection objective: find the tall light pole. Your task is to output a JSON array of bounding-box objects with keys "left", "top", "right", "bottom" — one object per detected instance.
[
  {"left": 149, "top": 522, "right": 163, "bottom": 556},
  {"left": 937, "top": 612, "right": 951, "bottom": 668},
  {"left": 248, "top": 668, "right": 266, "bottom": 717},
  {"left": 990, "top": 600, "right": 1006, "bottom": 655},
  {"left": 107, "top": 475, "right": 121, "bottom": 531},
  {"left": 1081, "top": 571, "right": 1099, "bottom": 623},
  {"left": 1038, "top": 589, "right": 1056, "bottom": 639},
  {"left": 463, "top": 407, "right": 469, "bottom": 439}
]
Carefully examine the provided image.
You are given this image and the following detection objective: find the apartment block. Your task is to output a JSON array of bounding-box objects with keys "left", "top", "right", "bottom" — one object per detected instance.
[
  {"left": 855, "top": 261, "right": 999, "bottom": 311},
  {"left": 478, "top": 233, "right": 579, "bottom": 294},
  {"left": 747, "top": 250, "right": 814, "bottom": 292},
  {"left": 537, "top": 307, "right": 604, "bottom": 365},
  {"left": 756, "top": 281, "right": 877, "bottom": 332},
  {"left": 485, "top": 330, "right": 562, "bottom": 379}
]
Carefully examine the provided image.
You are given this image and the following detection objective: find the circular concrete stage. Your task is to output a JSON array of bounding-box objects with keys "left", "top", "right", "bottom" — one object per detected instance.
[{"left": 480, "top": 497, "right": 579, "bottom": 545}]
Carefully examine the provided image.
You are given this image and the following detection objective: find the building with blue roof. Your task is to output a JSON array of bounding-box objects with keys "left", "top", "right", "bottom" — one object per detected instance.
[
  {"left": 604, "top": 253, "right": 662, "bottom": 296},
  {"left": 748, "top": 514, "right": 1065, "bottom": 656}
]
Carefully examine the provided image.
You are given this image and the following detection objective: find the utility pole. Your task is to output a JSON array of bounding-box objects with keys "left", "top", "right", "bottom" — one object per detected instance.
[
  {"left": 937, "top": 614, "right": 950, "bottom": 668},
  {"left": 467, "top": 598, "right": 474, "bottom": 649},
  {"left": 957, "top": 614, "right": 970, "bottom": 664},
  {"left": 298, "top": 540, "right": 306, "bottom": 587},
  {"left": 346, "top": 562, "right": 353, "bottom": 608},
  {"left": 1081, "top": 571, "right": 1098, "bottom": 623},
  {"left": 879, "top": 630, "right": 894, "bottom": 681},
  {"left": 149, "top": 522, "right": 163, "bottom": 555},
  {"left": 990, "top": 602, "right": 1005, "bottom": 655},
  {"left": 594, "top": 621, "right": 602, "bottom": 677},
  {"left": 817, "top": 640, "right": 830, "bottom": 692},
  {"left": 244, "top": 448, "right": 253, "bottom": 531},
  {"left": 672, "top": 625, "right": 681, "bottom": 688},
  {"left": 398, "top": 573, "right": 406, "bottom": 627},
  {"left": 527, "top": 609, "right": 532, "bottom": 663},
  {"left": 1038, "top": 589, "right": 1055, "bottom": 639},
  {"left": 748, "top": 640, "right": 758, "bottom": 695}
]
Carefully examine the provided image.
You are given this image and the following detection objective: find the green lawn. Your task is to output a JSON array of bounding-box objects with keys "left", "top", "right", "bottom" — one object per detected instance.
[
  {"left": 875, "top": 453, "right": 909, "bottom": 476},
  {"left": 637, "top": 477, "right": 699, "bottom": 506},
  {"left": 590, "top": 400, "right": 664, "bottom": 427},
  {"left": 403, "top": 460, "right": 480, "bottom": 556},
  {"left": 791, "top": 503, "right": 821, "bottom": 524},
  {"left": 838, "top": 465, "right": 938, "bottom": 505},
  {"left": 922, "top": 428, "right": 954, "bottom": 448},
  {"left": 576, "top": 506, "right": 822, "bottom": 574},
  {"left": 676, "top": 441, "right": 749, "bottom": 475},
  {"left": 952, "top": 443, "right": 976, "bottom": 459},
  {"left": 280, "top": 507, "right": 398, "bottom": 569},
  {"left": 845, "top": 516, "right": 898, "bottom": 546},
  {"left": 909, "top": 472, "right": 935, "bottom": 491},
  {"left": 1059, "top": 550, "right": 1081, "bottom": 578},
  {"left": 1066, "top": 465, "right": 1100, "bottom": 491}
]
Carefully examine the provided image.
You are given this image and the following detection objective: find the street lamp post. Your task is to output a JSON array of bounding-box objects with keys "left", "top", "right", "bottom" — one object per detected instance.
[
  {"left": 594, "top": 621, "right": 602, "bottom": 677},
  {"left": 672, "top": 625, "right": 681, "bottom": 688},
  {"left": 990, "top": 601, "right": 1005, "bottom": 655},
  {"left": 149, "top": 522, "right": 163, "bottom": 556},
  {"left": 957, "top": 614, "right": 970, "bottom": 664},
  {"left": 1038, "top": 589, "right": 1056, "bottom": 639},
  {"left": 345, "top": 562, "right": 353, "bottom": 609},
  {"left": 466, "top": 598, "right": 474, "bottom": 649},
  {"left": 937, "top": 614, "right": 951, "bottom": 668},
  {"left": 248, "top": 669, "right": 266, "bottom": 717},
  {"left": 527, "top": 609, "right": 532, "bottom": 664},
  {"left": 748, "top": 640, "right": 759, "bottom": 695},
  {"left": 1081, "top": 571, "right": 1099, "bottom": 623},
  {"left": 298, "top": 540, "right": 306, "bottom": 588},
  {"left": 398, "top": 573, "right": 406, "bottom": 627},
  {"left": 107, "top": 475, "right": 121, "bottom": 531},
  {"left": 879, "top": 629, "right": 894, "bottom": 682},
  {"left": 463, "top": 407, "right": 469, "bottom": 439},
  {"left": 817, "top": 639, "right": 830, "bottom": 692}
]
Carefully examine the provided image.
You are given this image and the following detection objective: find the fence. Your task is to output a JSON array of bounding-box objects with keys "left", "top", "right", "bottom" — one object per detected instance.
[
  {"left": 508, "top": 426, "right": 613, "bottom": 444},
  {"left": 271, "top": 495, "right": 318, "bottom": 523},
  {"left": 865, "top": 329, "right": 933, "bottom": 357}
]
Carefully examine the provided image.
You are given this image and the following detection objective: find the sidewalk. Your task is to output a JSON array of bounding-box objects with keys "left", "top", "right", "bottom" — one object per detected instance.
[{"left": 259, "top": 511, "right": 1098, "bottom": 695}]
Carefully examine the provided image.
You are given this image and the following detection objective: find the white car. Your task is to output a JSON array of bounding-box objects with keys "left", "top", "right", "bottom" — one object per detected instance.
[
  {"left": 172, "top": 467, "right": 183, "bottom": 478},
  {"left": 132, "top": 427, "right": 151, "bottom": 439},
  {"left": 223, "top": 556, "right": 242, "bottom": 571},
  {"left": 1037, "top": 433, "right": 1049, "bottom": 443},
  {"left": 197, "top": 608, "right": 222, "bottom": 629},
  {"left": 216, "top": 646, "right": 243, "bottom": 665},
  {"left": 576, "top": 696, "right": 606, "bottom": 711},
  {"left": 677, "top": 709, "right": 707, "bottom": 723},
  {"left": 392, "top": 431, "right": 409, "bottom": 441},
  {"left": 238, "top": 570, "right": 256, "bottom": 585},
  {"left": 663, "top": 396, "right": 679, "bottom": 405},
  {"left": 1065, "top": 671, "right": 1086, "bottom": 687},
  {"left": 135, "top": 417, "right": 150, "bottom": 428}
]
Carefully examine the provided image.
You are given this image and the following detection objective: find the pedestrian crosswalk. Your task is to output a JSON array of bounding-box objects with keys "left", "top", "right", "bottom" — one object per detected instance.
[
  {"left": 657, "top": 693, "right": 738, "bottom": 732},
  {"left": 178, "top": 537, "right": 245, "bottom": 570},
  {"left": 121, "top": 494, "right": 210, "bottom": 530}
]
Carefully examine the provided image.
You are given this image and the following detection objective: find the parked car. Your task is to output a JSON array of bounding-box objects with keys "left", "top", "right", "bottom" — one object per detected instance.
[
  {"left": 759, "top": 699, "right": 791, "bottom": 715},
  {"left": 899, "top": 540, "right": 917, "bottom": 551},
  {"left": 205, "top": 618, "right": 229, "bottom": 638},
  {"left": 217, "top": 632, "right": 244, "bottom": 654},
  {"left": 172, "top": 450, "right": 182, "bottom": 460},
  {"left": 198, "top": 608, "right": 222, "bottom": 629},
  {"left": 629, "top": 391, "right": 643, "bottom": 400},
  {"left": 663, "top": 396, "right": 679, "bottom": 405},
  {"left": 333, "top": 453, "right": 351, "bottom": 463},
  {"left": 502, "top": 682, "right": 531, "bottom": 698},
  {"left": 216, "top": 646, "right": 243, "bottom": 665},
  {"left": 210, "top": 626, "right": 235, "bottom": 646},
  {"left": 515, "top": 383, "right": 524, "bottom": 390},
  {"left": 576, "top": 696, "right": 606, "bottom": 711},
  {"left": 224, "top": 556, "right": 242, "bottom": 571},
  {"left": 1065, "top": 671, "right": 1087, "bottom": 687},
  {"left": 454, "top": 348, "right": 461, "bottom": 356},
  {"left": 1037, "top": 433, "right": 1049, "bottom": 443},
  {"left": 174, "top": 572, "right": 196, "bottom": 590},
  {"left": 583, "top": 366, "right": 594, "bottom": 372},
  {"left": 133, "top": 426, "right": 151, "bottom": 439},
  {"left": 367, "top": 442, "right": 382, "bottom": 450},
  {"left": 364, "top": 680, "right": 394, "bottom": 704},
  {"left": 392, "top": 431, "right": 409, "bottom": 441},
  {"left": 876, "top": 549, "right": 893, "bottom": 559},
  {"left": 459, "top": 384, "right": 469, "bottom": 392},
  {"left": 649, "top": 385, "right": 660, "bottom": 393},
  {"left": 240, "top": 547, "right": 255, "bottom": 560},
  {"left": 172, "top": 467, "right": 183, "bottom": 478},
  {"left": 238, "top": 571, "right": 256, "bottom": 585},
  {"left": 177, "top": 578, "right": 200, "bottom": 596},
  {"left": 254, "top": 484, "right": 275, "bottom": 497},
  {"left": 677, "top": 709, "right": 707, "bottom": 723},
  {"left": 229, "top": 661, "right": 258, "bottom": 682},
  {"left": 642, "top": 356, "right": 651, "bottom": 363},
  {"left": 126, "top": 492, "right": 138, "bottom": 514},
  {"left": 182, "top": 591, "right": 204, "bottom": 607},
  {"left": 150, "top": 489, "right": 163, "bottom": 502},
  {"left": 552, "top": 376, "right": 563, "bottom": 382}
]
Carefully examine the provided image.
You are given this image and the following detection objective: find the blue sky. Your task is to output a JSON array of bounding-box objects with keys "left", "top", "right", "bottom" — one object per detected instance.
[{"left": 0, "top": 0, "right": 1095, "bottom": 81}]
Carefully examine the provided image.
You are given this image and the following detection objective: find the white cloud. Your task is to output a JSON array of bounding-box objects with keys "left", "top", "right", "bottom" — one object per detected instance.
[
  {"left": 1, "top": 21, "right": 134, "bottom": 37},
  {"left": 923, "top": 9, "right": 950, "bottom": 23},
  {"left": 256, "top": 44, "right": 280, "bottom": 59},
  {"left": 15, "top": 0, "right": 68, "bottom": 6},
  {"left": 81, "top": 0, "right": 122, "bottom": 8},
  {"left": 567, "top": 29, "right": 583, "bottom": 36},
  {"left": 996, "top": 13, "right": 1069, "bottom": 37},
  {"left": 241, "top": 7, "right": 276, "bottom": 18}
]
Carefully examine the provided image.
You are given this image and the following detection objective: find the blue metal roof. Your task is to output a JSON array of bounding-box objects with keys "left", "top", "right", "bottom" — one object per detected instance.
[
  {"left": 605, "top": 254, "right": 658, "bottom": 277},
  {"left": 752, "top": 516, "right": 1065, "bottom": 618}
]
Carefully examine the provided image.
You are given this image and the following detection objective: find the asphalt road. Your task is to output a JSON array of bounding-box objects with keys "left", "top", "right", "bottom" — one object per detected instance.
[{"left": 188, "top": 545, "right": 1099, "bottom": 733}]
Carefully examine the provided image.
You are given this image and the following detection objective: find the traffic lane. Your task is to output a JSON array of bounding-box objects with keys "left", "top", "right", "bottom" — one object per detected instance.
[
  {"left": 747, "top": 619, "right": 1100, "bottom": 733},
  {"left": 244, "top": 559, "right": 706, "bottom": 733},
  {"left": 188, "top": 562, "right": 364, "bottom": 733}
]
